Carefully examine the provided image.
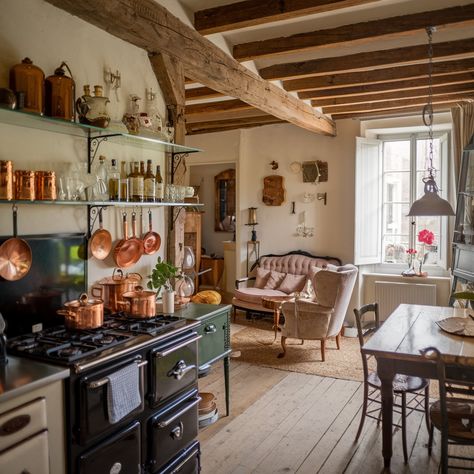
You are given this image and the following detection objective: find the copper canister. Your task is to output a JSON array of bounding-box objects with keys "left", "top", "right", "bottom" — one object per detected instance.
[
  {"left": 15, "top": 170, "right": 35, "bottom": 200},
  {"left": 9, "top": 58, "right": 44, "bottom": 114},
  {"left": 35, "top": 171, "right": 56, "bottom": 200},
  {"left": 0, "top": 161, "right": 13, "bottom": 200}
]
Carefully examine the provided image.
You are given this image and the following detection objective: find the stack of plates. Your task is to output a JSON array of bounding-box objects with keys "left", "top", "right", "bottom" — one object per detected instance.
[{"left": 199, "top": 392, "right": 218, "bottom": 428}]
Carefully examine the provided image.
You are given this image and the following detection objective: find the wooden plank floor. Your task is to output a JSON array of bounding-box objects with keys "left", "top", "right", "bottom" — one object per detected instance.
[{"left": 199, "top": 360, "right": 472, "bottom": 473}]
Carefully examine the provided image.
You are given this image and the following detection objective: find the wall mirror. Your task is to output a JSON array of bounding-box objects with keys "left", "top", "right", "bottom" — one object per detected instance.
[{"left": 215, "top": 168, "right": 236, "bottom": 232}]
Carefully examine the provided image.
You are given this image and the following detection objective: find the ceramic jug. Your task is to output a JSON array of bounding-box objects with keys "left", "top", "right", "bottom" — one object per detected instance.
[{"left": 76, "top": 85, "right": 110, "bottom": 128}]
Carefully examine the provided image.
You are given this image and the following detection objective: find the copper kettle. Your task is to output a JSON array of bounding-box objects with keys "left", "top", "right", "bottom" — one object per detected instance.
[{"left": 45, "top": 62, "right": 75, "bottom": 121}]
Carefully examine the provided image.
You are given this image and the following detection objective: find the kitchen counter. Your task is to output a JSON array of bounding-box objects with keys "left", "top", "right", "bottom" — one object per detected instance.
[{"left": 0, "top": 356, "right": 69, "bottom": 404}]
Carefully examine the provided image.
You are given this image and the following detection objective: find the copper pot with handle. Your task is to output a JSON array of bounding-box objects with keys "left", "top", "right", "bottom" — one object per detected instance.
[
  {"left": 57, "top": 293, "right": 103, "bottom": 330},
  {"left": 91, "top": 268, "right": 142, "bottom": 312},
  {"left": 117, "top": 286, "right": 156, "bottom": 318}
]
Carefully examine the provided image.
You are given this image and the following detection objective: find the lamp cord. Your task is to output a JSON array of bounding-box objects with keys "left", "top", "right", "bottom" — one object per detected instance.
[{"left": 423, "top": 26, "right": 435, "bottom": 181}]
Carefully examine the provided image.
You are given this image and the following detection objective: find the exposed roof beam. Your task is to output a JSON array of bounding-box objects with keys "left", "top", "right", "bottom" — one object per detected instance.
[
  {"left": 186, "top": 99, "right": 252, "bottom": 116},
  {"left": 330, "top": 102, "right": 461, "bottom": 120},
  {"left": 322, "top": 92, "right": 474, "bottom": 114},
  {"left": 234, "top": 4, "right": 474, "bottom": 61},
  {"left": 45, "top": 0, "right": 336, "bottom": 136},
  {"left": 260, "top": 38, "right": 474, "bottom": 81},
  {"left": 298, "top": 71, "right": 474, "bottom": 99},
  {"left": 185, "top": 87, "right": 223, "bottom": 101},
  {"left": 311, "top": 82, "right": 474, "bottom": 107},
  {"left": 284, "top": 58, "right": 474, "bottom": 91},
  {"left": 194, "top": 0, "right": 379, "bottom": 35},
  {"left": 187, "top": 115, "right": 284, "bottom": 134}
]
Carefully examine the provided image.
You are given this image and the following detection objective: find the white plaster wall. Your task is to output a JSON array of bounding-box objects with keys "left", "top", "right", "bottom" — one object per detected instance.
[{"left": 0, "top": 0, "right": 170, "bottom": 288}]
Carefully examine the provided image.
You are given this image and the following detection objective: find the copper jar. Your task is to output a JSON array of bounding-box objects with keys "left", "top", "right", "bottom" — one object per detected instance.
[
  {"left": 118, "top": 286, "right": 156, "bottom": 318},
  {"left": 57, "top": 293, "right": 104, "bottom": 330},
  {"left": 35, "top": 171, "right": 56, "bottom": 200},
  {"left": 45, "top": 62, "right": 75, "bottom": 121},
  {"left": 9, "top": 57, "right": 44, "bottom": 114},
  {"left": 14, "top": 170, "right": 35, "bottom": 200},
  {"left": 91, "top": 269, "right": 142, "bottom": 312},
  {"left": 0, "top": 161, "right": 13, "bottom": 200}
]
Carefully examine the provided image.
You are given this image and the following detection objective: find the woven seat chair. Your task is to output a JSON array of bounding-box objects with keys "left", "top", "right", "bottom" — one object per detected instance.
[{"left": 354, "top": 303, "right": 430, "bottom": 464}]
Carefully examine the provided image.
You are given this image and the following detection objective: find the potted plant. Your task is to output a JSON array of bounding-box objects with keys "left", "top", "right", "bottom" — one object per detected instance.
[{"left": 147, "top": 257, "right": 181, "bottom": 314}]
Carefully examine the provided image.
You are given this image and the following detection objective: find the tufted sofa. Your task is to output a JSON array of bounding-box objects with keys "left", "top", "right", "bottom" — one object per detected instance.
[{"left": 232, "top": 250, "right": 342, "bottom": 317}]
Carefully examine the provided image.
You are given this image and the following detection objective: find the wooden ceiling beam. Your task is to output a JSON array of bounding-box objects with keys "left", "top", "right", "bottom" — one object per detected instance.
[
  {"left": 298, "top": 71, "right": 474, "bottom": 99},
  {"left": 323, "top": 92, "right": 474, "bottom": 114},
  {"left": 185, "top": 99, "right": 252, "bottom": 116},
  {"left": 187, "top": 115, "right": 284, "bottom": 135},
  {"left": 330, "top": 102, "right": 462, "bottom": 120},
  {"left": 45, "top": 0, "right": 335, "bottom": 136},
  {"left": 185, "top": 87, "right": 224, "bottom": 101},
  {"left": 194, "top": 0, "right": 379, "bottom": 35},
  {"left": 260, "top": 38, "right": 474, "bottom": 81},
  {"left": 234, "top": 4, "right": 474, "bottom": 61},
  {"left": 284, "top": 58, "right": 474, "bottom": 91},
  {"left": 312, "top": 83, "right": 474, "bottom": 107}
]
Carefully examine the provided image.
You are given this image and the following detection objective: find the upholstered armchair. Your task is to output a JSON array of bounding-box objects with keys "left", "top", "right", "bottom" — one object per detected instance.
[{"left": 280, "top": 264, "right": 358, "bottom": 361}]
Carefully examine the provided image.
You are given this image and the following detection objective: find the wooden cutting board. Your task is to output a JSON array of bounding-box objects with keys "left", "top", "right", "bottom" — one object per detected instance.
[{"left": 263, "top": 175, "right": 285, "bottom": 206}]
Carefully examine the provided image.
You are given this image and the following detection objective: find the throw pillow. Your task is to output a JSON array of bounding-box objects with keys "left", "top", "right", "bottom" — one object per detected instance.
[
  {"left": 277, "top": 273, "right": 306, "bottom": 294},
  {"left": 263, "top": 270, "right": 286, "bottom": 289},
  {"left": 254, "top": 267, "right": 271, "bottom": 288}
]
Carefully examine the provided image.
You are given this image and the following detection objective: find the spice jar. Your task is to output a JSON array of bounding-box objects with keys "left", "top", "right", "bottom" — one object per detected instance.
[
  {"left": 9, "top": 58, "right": 44, "bottom": 114},
  {"left": 0, "top": 161, "right": 13, "bottom": 200},
  {"left": 35, "top": 171, "right": 57, "bottom": 200},
  {"left": 15, "top": 170, "right": 35, "bottom": 200}
]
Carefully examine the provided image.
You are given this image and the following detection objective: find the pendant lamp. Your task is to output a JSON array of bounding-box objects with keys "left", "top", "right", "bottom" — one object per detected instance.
[{"left": 407, "top": 27, "right": 455, "bottom": 217}]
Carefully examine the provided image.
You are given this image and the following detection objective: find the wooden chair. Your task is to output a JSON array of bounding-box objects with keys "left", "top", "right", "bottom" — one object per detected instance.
[
  {"left": 421, "top": 346, "right": 474, "bottom": 473},
  {"left": 354, "top": 303, "right": 430, "bottom": 463}
]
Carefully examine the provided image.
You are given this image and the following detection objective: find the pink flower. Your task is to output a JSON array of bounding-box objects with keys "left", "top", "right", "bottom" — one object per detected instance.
[
  {"left": 406, "top": 248, "right": 417, "bottom": 255},
  {"left": 418, "top": 229, "right": 435, "bottom": 245}
]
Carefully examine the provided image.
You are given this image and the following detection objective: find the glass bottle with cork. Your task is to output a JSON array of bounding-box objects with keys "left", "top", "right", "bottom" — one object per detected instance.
[
  {"left": 144, "top": 159, "right": 156, "bottom": 202},
  {"left": 119, "top": 160, "right": 128, "bottom": 201},
  {"left": 129, "top": 161, "right": 144, "bottom": 202},
  {"left": 108, "top": 159, "right": 120, "bottom": 200},
  {"left": 155, "top": 165, "right": 164, "bottom": 202}
]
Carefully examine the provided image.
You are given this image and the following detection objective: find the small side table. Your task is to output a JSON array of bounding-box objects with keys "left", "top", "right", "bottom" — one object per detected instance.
[{"left": 261, "top": 296, "right": 293, "bottom": 340}]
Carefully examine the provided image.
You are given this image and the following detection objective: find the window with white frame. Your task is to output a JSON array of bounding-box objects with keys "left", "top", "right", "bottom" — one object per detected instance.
[{"left": 355, "top": 132, "right": 450, "bottom": 269}]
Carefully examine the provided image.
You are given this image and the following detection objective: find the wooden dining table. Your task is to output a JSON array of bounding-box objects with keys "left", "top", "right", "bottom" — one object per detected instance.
[{"left": 362, "top": 304, "right": 474, "bottom": 468}]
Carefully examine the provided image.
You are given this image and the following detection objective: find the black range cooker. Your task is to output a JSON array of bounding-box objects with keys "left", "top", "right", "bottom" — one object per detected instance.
[{"left": 7, "top": 314, "right": 202, "bottom": 474}]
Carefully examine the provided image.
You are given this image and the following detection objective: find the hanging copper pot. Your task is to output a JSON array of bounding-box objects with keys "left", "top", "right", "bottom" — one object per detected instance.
[
  {"left": 9, "top": 57, "right": 44, "bottom": 114},
  {"left": 45, "top": 62, "right": 75, "bottom": 121}
]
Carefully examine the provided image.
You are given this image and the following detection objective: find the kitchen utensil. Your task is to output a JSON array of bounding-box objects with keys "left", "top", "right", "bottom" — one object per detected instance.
[
  {"left": 57, "top": 293, "right": 104, "bottom": 330},
  {"left": 0, "top": 160, "right": 13, "bottom": 200},
  {"left": 142, "top": 210, "right": 161, "bottom": 255},
  {"left": 0, "top": 206, "right": 32, "bottom": 281},
  {"left": 14, "top": 170, "right": 35, "bottom": 200},
  {"left": 89, "top": 208, "right": 112, "bottom": 260},
  {"left": 91, "top": 268, "right": 142, "bottom": 312},
  {"left": 114, "top": 212, "right": 142, "bottom": 268},
  {"left": 118, "top": 285, "right": 156, "bottom": 318},
  {"left": 9, "top": 57, "right": 44, "bottom": 114}
]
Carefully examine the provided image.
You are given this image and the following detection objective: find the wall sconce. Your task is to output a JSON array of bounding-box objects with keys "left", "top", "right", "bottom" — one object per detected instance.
[
  {"left": 317, "top": 192, "right": 327, "bottom": 205},
  {"left": 245, "top": 207, "right": 258, "bottom": 241},
  {"left": 104, "top": 67, "right": 121, "bottom": 100},
  {"left": 296, "top": 210, "right": 314, "bottom": 238}
]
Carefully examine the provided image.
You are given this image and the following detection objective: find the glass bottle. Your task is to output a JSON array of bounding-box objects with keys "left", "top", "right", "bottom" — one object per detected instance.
[
  {"left": 130, "top": 161, "right": 144, "bottom": 202},
  {"left": 155, "top": 165, "right": 164, "bottom": 202},
  {"left": 95, "top": 155, "right": 108, "bottom": 200},
  {"left": 108, "top": 159, "right": 120, "bottom": 200},
  {"left": 144, "top": 159, "right": 155, "bottom": 202},
  {"left": 119, "top": 160, "right": 128, "bottom": 201}
]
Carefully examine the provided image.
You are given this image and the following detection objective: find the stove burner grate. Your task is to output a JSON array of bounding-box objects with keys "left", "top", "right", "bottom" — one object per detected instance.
[{"left": 106, "top": 313, "right": 186, "bottom": 335}]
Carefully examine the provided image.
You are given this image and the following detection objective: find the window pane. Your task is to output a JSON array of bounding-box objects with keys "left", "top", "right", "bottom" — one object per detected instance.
[
  {"left": 383, "top": 141, "right": 410, "bottom": 171},
  {"left": 416, "top": 138, "right": 440, "bottom": 171},
  {"left": 383, "top": 235, "right": 409, "bottom": 263},
  {"left": 383, "top": 203, "right": 410, "bottom": 235},
  {"left": 383, "top": 171, "right": 410, "bottom": 202}
]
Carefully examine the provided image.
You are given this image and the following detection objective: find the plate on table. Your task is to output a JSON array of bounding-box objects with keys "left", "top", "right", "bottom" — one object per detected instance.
[{"left": 436, "top": 315, "right": 474, "bottom": 337}]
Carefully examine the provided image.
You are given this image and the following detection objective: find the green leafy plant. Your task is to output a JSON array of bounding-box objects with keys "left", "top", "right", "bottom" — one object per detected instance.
[{"left": 147, "top": 257, "right": 181, "bottom": 294}]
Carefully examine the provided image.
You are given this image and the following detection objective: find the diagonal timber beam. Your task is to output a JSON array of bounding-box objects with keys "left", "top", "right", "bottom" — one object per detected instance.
[
  {"left": 234, "top": 4, "right": 474, "bottom": 61},
  {"left": 187, "top": 115, "right": 285, "bottom": 135},
  {"left": 45, "top": 0, "right": 336, "bottom": 136}
]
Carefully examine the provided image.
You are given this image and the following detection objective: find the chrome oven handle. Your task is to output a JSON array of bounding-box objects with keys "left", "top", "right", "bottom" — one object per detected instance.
[
  {"left": 155, "top": 397, "right": 201, "bottom": 428},
  {"left": 87, "top": 360, "right": 147, "bottom": 389},
  {"left": 169, "top": 360, "right": 196, "bottom": 381},
  {"left": 204, "top": 324, "right": 217, "bottom": 334},
  {"left": 170, "top": 447, "right": 200, "bottom": 474},
  {"left": 154, "top": 334, "right": 201, "bottom": 358}
]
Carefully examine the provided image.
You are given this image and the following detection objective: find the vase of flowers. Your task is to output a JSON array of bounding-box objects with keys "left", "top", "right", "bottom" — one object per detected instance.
[
  {"left": 417, "top": 229, "right": 435, "bottom": 276},
  {"left": 402, "top": 248, "right": 417, "bottom": 276}
]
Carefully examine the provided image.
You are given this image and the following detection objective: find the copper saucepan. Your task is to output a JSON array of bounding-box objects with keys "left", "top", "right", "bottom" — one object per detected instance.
[
  {"left": 142, "top": 210, "right": 161, "bottom": 255},
  {"left": 57, "top": 293, "right": 104, "bottom": 330},
  {"left": 117, "top": 285, "right": 157, "bottom": 318},
  {"left": 114, "top": 212, "right": 143, "bottom": 268},
  {"left": 0, "top": 206, "right": 32, "bottom": 281},
  {"left": 89, "top": 208, "right": 112, "bottom": 260}
]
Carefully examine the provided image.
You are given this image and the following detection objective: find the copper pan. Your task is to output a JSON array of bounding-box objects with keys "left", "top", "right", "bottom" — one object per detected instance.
[
  {"left": 114, "top": 212, "right": 143, "bottom": 268},
  {"left": 0, "top": 206, "right": 32, "bottom": 281},
  {"left": 142, "top": 210, "right": 161, "bottom": 255},
  {"left": 89, "top": 208, "right": 112, "bottom": 260}
]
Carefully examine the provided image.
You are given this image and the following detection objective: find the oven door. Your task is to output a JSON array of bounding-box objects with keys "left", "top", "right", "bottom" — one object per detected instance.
[
  {"left": 149, "top": 332, "right": 200, "bottom": 407},
  {"left": 77, "top": 357, "right": 146, "bottom": 446},
  {"left": 157, "top": 440, "right": 200, "bottom": 474},
  {"left": 78, "top": 421, "right": 141, "bottom": 474},
  {"left": 148, "top": 392, "right": 200, "bottom": 473}
]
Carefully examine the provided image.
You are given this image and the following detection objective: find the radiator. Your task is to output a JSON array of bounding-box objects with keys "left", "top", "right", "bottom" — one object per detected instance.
[{"left": 374, "top": 280, "right": 437, "bottom": 320}]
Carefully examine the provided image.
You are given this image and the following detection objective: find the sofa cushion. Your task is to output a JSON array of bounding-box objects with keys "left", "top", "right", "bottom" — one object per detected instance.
[
  {"left": 263, "top": 270, "right": 286, "bottom": 289},
  {"left": 277, "top": 273, "right": 306, "bottom": 294},
  {"left": 234, "top": 287, "right": 287, "bottom": 305},
  {"left": 255, "top": 267, "right": 271, "bottom": 288}
]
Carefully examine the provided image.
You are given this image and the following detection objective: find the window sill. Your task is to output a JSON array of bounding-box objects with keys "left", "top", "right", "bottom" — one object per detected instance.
[{"left": 370, "top": 264, "right": 451, "bottom": 279}]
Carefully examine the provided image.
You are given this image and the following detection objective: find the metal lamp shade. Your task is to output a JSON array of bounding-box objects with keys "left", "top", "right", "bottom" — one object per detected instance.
[{"left": 408, "top": 190, "right": 455, "bottom": 216}]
